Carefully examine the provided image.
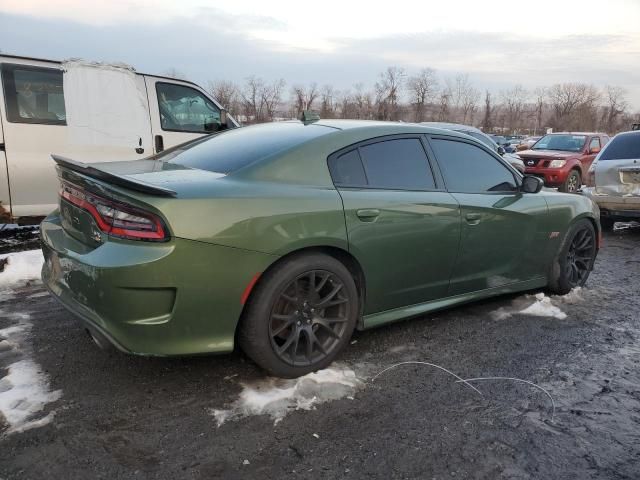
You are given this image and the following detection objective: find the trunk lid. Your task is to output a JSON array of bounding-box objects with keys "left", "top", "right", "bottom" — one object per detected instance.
[{"left": 53, "top": 156, "right": 225, "bottom": 246}]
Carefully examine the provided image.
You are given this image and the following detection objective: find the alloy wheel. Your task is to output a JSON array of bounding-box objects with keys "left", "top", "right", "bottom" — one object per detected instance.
[
  {"left": 565, "top": 226, "right": 595, "bottom": 286},
  {"left": 269, "top": 269, "right": 350, "bottom": 367}
]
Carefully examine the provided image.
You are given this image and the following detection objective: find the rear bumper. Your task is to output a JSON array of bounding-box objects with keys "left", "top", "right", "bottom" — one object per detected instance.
[
  {"left": 581, "top": 188, "right": 640, "bottom": 219},
  {"left": 41, "top": 211, "right": 277, "bottom": 356},
  {"left": 524, "top": 167, "right": 568, "bottom": 187}
]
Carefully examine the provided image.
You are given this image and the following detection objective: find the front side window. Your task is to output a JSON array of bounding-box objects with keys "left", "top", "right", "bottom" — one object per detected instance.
[
  {"left": 532, "top": 134, "right": 587, "bottom": 152},
  {"left": 431, "top": 138, "right": 517, "bottom": 193},
  {"left": 1, "top": 64, "right": 66, "bottom": 125},
  {"left": 156, "top": 83, "right": 221, "bottom": 133}
]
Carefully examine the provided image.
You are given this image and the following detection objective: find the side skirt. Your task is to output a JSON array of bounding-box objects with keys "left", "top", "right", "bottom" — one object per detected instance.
[{"left": 361, "top": 277, "right": 548, "bottom": 330}]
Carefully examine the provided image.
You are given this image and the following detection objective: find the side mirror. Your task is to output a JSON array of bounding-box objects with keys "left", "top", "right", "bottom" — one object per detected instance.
[
  {"left": 521, "top": 175, "right": 544, "bottom": 193},
  {"left": 589, "top": 146, "right": 600, "bottom": 154},
  {"left": 497, "top": 146, "right": 506, "bottom": 156}
]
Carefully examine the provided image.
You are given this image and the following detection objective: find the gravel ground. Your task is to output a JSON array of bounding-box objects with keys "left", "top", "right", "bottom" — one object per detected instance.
[{"left": 1, "top": 227, "right": 639, "bottom": 479}]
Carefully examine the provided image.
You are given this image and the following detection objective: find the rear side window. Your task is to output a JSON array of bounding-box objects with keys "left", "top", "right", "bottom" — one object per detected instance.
[
  {"left": 165, "top": 121, "right": 333, "bottom": 173},
  {"left": 599, "top": 133, "right": 640, "bottom": 161},
  {"left": 328, "top": 150, "right": 367, "bottom": 186},
  {"left": 431, "top": 138, "right": 517, "bottom": 193},
  {"left": 1, "top": 64, "right": 66, "bottom": 125},
  {"left": 589, "top": 137, "right": 601, "bottom": 151},
  {"left": 359, "top": 139, "right": 435, "bottom": 190},
  {"left": 156, "top": 83, "right": 221, "bottom": 133}
]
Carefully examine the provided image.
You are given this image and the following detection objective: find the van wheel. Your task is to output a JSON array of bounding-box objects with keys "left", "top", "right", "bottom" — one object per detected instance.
[
  {"left": 238, "top": 253, "right": 359, "bottom": 378},
  {"left": 559, "top": 170, "right": 581, "bottom": 193},
  {"left": 548, "top": 219, "right": 597, "bottom": 295}
]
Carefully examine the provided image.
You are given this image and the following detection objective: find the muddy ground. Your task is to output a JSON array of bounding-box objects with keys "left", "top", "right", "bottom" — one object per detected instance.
[{"left": 1, "top": 227, "right": 639, "bottom": 479}]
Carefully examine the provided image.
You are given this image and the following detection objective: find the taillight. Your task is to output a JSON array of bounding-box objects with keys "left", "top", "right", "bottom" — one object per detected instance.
[{"left": 60, "top": 182, "right": 168, "bottom": 241}]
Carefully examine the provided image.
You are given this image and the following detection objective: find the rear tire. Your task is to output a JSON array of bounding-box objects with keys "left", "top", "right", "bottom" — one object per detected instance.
[
  {"left": 238, "top": 253, "right": 359, "bottom": 378},
  {"left": 548, "top": 219, "right": 597, "bottom": 295},
  {"left": 559, "top": 170, "right": 581, "bottom": 193}
]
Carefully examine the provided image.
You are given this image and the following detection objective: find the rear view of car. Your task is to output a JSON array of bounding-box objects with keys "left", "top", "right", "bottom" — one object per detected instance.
[{"left": 583, "top": 130, "right": 640, "bottom": 229}]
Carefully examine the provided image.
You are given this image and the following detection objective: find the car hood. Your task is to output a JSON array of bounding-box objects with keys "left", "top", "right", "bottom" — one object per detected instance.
[{"left": 518, "top": 150, "right": 576, "bottom": 160}]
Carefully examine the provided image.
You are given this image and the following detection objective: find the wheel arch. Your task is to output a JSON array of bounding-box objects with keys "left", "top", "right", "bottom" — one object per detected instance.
[{"left": 237, "top": 245, "right": 367, "bottom": 334}]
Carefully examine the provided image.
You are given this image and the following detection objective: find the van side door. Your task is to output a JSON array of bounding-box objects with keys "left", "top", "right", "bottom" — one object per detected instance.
[
  {"left": 144, "top": 77, "right": 226, "bottom": 154},
  {"left": 0, "top": 107, "right": 10, "bottom": 221}
]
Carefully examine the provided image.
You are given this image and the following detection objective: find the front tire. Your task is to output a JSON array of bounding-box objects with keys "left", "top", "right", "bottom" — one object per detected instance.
[
  {"left": 559, "top": 170, "right": 581, "bottom": 193},
  {"left": 548, "top": 219, "right": 597, "bottom": 295},
  {"left": 238, "top": 253, "right": 359, "bottom": 378}
]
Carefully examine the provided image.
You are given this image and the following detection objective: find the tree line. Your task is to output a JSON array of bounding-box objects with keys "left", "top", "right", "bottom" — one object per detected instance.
[{"left": 194, "top": 67, "right": 638, "bottom": 134}]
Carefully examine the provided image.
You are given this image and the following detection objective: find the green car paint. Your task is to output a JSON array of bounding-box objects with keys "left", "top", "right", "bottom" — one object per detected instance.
[{"left": 41, "top": 120, "right": 600, "bottom": 356}]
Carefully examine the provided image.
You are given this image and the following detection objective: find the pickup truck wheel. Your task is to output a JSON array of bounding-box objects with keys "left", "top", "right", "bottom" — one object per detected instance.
[
  {"left": 548, "top": 219, "right": 597, "bottom": 295},
  {"left": 559, "top": 170, "right": 581, "bottom": 193}
]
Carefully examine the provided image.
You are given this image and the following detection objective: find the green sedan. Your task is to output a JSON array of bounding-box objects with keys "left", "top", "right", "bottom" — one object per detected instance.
[{"left": 41, "top": 120, "right": 600, "bottom": 377}]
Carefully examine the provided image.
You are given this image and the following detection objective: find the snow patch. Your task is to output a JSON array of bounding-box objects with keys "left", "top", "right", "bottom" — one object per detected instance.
[
  {"left": 0, "top": 360, "right": 62, "bottom": 433},
  {"left": 492, "top": 292, "right": 568, "bottom": 320},
  {"left": 0, "top": 309, "right": 61, "bottom": 434},
  {"left": 0, "top": 250, "right": 44, "bottom": 292},
  {"left": 211, "top": 367, "right": 363, "bottom": 426}
]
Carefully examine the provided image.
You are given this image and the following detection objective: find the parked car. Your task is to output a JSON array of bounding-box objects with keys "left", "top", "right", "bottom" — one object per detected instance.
[
  {"left": 518, "top": 132, "right": 610, "bottom": 193},
  {"left": 516, "top": 136, "right": 542, "bottom": 151},
  {"left": 0, "top": 54, "right": 237, "bottom": 222},
  {"left": 421, "top": 122, "right": 525, "bottom": 172},
  {"left": 489, "top": 135, "right": 517, "bottom": 153},
  {"left": 582, "top": 130, "right": 640, "bottom": 229},
  {"left": 41, "top": 119, "right": 600, "bottom": 377}
]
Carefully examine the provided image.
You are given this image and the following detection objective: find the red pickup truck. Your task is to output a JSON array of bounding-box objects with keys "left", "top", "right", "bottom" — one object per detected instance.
[{"left": 518, "top": 132, "right": 610, "bottom": 192}]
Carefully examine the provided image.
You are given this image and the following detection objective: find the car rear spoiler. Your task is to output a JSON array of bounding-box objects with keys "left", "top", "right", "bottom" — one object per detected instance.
[{"left": 52, "top": 155, "right": 177, "bottom": 197}]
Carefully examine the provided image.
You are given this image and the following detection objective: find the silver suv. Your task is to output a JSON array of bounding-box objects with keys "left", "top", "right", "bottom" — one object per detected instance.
[{"left": 583, "top": 130, "right": 640, "bottom": 229}]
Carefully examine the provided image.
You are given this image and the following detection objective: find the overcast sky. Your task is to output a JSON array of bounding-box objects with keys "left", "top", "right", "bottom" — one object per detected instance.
[{"left": 1, "top": 0, "right": 639, "bottom": 108}]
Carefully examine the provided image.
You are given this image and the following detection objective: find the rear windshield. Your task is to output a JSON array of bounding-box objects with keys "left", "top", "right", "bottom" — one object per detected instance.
[
  {"left": 533, "top": 134, "right": 586, "bottom": 152},
  {"left": 161, "top": 122, "right": 334, "bottom": 173},
  {"left": 599, "top": 133, "right": 640, "bottom": 161}
]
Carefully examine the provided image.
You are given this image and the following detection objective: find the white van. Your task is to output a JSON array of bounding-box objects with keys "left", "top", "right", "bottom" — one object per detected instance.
[{"left": 0, "top": 54, "right": 237, "bottom": 222}]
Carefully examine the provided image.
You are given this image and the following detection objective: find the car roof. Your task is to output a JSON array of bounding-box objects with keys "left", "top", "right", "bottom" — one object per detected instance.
[
  {"left": 420, "top": 121, "right": 485, "bottom": 134},
  {"left": 545, "top": 132, "right": 605, "bottom": 136}
]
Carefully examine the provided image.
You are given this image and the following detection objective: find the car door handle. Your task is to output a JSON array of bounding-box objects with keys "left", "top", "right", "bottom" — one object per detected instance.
[
  {"left": 356, "top": 209, "right": 380, "bottom": 221},
  {"left": 465, "top": 213, "right": 481, "bottom": 225}
]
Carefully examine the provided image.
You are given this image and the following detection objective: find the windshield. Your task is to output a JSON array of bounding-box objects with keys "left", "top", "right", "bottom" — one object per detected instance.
[
  {"left": 160, "top": 122, "right": 333, "bottom": 174},
  {"left": 532, "top": 134, "right": 586, "bottom": 152}
]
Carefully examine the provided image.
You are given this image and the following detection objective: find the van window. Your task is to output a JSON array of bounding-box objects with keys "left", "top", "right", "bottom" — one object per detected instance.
[
  {"left": 1, "top": 64, "right": 66, "bottom": 125},
  {"left": 156, "top": 83, "right": 222, "bottom": 134}
]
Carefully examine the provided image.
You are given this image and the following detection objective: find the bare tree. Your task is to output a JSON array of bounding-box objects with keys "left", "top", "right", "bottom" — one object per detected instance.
[
  {"left": 292, "top": 83, "right": 319, "bottom": 116},
  {"left": 532, "top": 87, "right": 547, "bottom": 135},
  {"left": 240, "top": 76, "right": 266, "bottom": 123},
  {"left": 601, "top": 85, "right": 628, "bottom": 133},
  {"left": 446, "top": 74, "right": 479, "bottom": 124},
  {"left": 407, "top": 68, "right": 438, "bottom": 122},
  {"left": 482, "top": 90, "right": 493, "bottom": 131},
  {"left": 352, "top": 83, "right": 374, "bottom": 119},
  {"left": 319, "top": 84, "right": 338, "bottom": 118},
  {"left": 437, "top": 84, "right": 452, "bottom": 122},
  {"left": 262, "top": 78, "right": 286, "bottom": 121},
  {"left": 500, "top": 85, "right": 528, "bottom": 133},
  {"left": 208, "top": 80, "right": 240, "bottom": 115},
  {"left": 546, "top": 83, "right": 601, "bottom": 131},
  {"left": 374, "top": 67, "right": 406, "bottom": 120}
]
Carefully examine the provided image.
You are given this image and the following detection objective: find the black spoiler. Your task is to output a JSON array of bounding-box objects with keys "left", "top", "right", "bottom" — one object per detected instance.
[{"left": 52, "top": 155, "right": 177, "bottom": 197}]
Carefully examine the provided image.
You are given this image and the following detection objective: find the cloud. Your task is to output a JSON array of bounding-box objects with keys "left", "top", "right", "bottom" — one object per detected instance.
[{"left": 0, "top": 11, "right": 638, "bottom": 108}]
